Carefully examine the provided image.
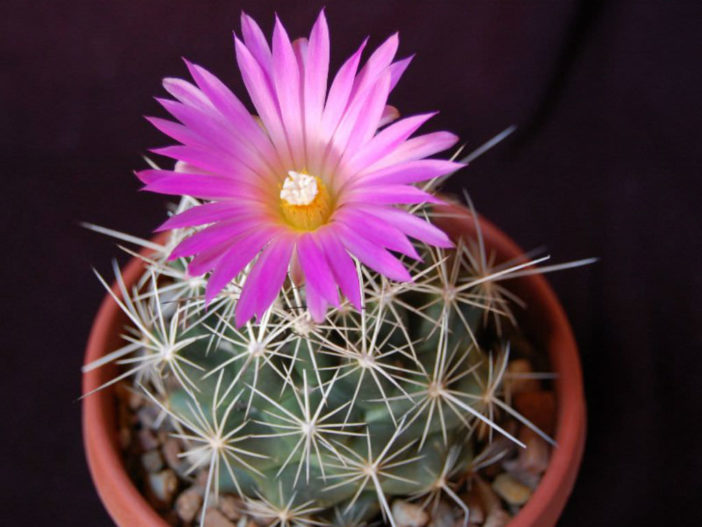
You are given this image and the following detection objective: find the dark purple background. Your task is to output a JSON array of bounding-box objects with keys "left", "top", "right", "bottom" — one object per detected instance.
[{"left": 3, "top": 0, "right": 700, "bottom": 524}]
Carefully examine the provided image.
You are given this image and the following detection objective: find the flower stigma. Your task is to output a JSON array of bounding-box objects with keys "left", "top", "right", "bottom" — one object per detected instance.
[{"left": 280, "top": 170, "right": 332, "bottom": 231}]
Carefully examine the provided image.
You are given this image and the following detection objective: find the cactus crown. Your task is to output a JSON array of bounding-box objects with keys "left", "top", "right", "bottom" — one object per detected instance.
[{"left": 86, "top": 194, "right": 596, "bottom": 526}]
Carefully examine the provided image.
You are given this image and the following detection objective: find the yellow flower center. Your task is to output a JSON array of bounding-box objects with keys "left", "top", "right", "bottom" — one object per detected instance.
[{"left": 279, "top": 171, "right": 332, "bottom": 231}]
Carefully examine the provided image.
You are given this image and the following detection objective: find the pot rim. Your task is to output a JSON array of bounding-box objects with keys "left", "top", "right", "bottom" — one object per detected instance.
[{"left": 82, "top": 204, "right": 586, "bottom": 527}]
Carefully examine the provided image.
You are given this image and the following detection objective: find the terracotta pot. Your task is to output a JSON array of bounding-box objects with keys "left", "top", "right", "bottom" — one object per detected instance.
[{"left": 82, "top": 204, "right": 586, "bottom": 526}]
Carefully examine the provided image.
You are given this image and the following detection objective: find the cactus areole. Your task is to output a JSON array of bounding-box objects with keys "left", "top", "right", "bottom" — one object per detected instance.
[{"left": 82, "top": 10, "right": 586, "bottom": 527}]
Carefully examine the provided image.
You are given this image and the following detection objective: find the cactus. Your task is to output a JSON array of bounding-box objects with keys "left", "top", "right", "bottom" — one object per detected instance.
[
  {"left": 85, "top": 193, "right": 595, "bottom": 527},
  {"left": 83, "top": 11, "right": 595, "bottom": 526}
]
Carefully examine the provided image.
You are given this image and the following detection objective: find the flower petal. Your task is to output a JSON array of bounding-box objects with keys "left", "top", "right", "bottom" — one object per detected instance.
[
  {"left": 235, "top": 36, "right": 293, "bottom": 167},
  {"left": 335, "top": 208, "right": 420, "bottom": 260},
  {"left": 139, "top": 170, "right": 265, "bottom": 201},
  {"left": 162, "top": 77, "right": 213, "bottom": 111},
  {"left": 240, "top": 12, "right": 273, "bottom": 76},
  {"left": 272, "top": 16, "right": 305, "bottom": 168},
  {"left": 361, "top": 207, "right": 453, "bottom": 248},
  {"left": 350, "top": 33, "right": 398, "bottom": 102},
  {"left": 341, "top": 184, "right": 443, "bottom": 206},
  {"left": 235, "top": 234, "right": 295, "bottom": 325},
  {"left": 335, "top": 223, "right": 411, "bottom": 282},
  {"left": 305, "top": 280, "right": 328, "bottom": 322},
  {"left": 343, "top": 71, "right": 391, "bottom": 156},
  {"left": 297, "top": 233, "right": 340, "bottom": 308},
  {"left": 377, "top": 105, "right": 400, "bottom": 128},
  {"left": 151, "top": 145, "right": 270, "bottom": 185},
  {"left": 184, "top": 60, "right": 283, "bottom": 175},
  {"left": 145, "top": 117, "right": 207, "bottom": 149},
  {"left": 156, "top": 201, "right": 241, "bottom": 232},
  {"left": 389, "top": 55, "right": 413, "bottom": 91},
  {"left": 156, "top": 98, "right": 238, "bottom": 154},
  {"left": 170, "top": 215, "right": 269, "bottom": 259},
  {"left": 303, "top": 10, "right": 330, "bottom": 170},
  {"left": 320, "top": 39, "right": 367, "bottom": 144},
  {"left": 327, "top": 71, "right": 390, "bottom": 181},
  {"left": 355, "top": 159, "right": 463, "bottom": 186},
  {"left": 316, "top": 228, "right": 362, "bottom": 310},
  {"left": 304, "top": 10, "right": 330, "bottom": 135},
  {"left": 342, "top": 112, "right": 437, "bottom": 174},
  {"left": 205, "top": 228, "right": 279, "bottom": 303},
  {"left": 370, "top": 131, "right": 459, "bottom": 171}
]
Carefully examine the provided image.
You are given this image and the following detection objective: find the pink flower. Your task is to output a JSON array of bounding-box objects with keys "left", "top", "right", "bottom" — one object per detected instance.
[{"left": 137, "top": 10, "right": 462, "bottom": 325}]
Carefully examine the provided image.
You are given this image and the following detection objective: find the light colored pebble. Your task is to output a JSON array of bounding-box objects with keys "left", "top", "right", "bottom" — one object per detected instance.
[
  {"left": 473, "top": 477, "right": 501, "bottom": 514},
  {"left": 502, "top": 458, "right": 541, "bottom": 489},
  {"left": 483, "top": 510, "right": 511, "bottom": 527},
  {"left": 137, "top": 428, "right": 159, "bottom": 450},
  {"left": 147, "top": 469, "right": 178, "bottom": 506},
  {"left": 175, "top": 487, "right": 202, "bottom": 523},
  {"left": 428, "top": 500, "right": 454, "bottom": 527},
  {"left": 219, "top": 495, "right": 244, "bottom": 521},
  {"left": 462, "top": 488, "right": 484, "bottom": 524},
  {"left": 519, "top": 427, "right": 550, "bottom": 475},
  {"left": 505, "top": 359, "right": 540, "bottom": 395},
  {"left": 194, "top": 469, "right": 209, "bottom": 490},
  {"left": 137, "top": 405, "right": 160, "bottom": 429},
  {"left": 492, "top": 473, "right": 532, "bottom": 506},
  {"left": 162, "top": 437, "right": 183, "bottom": 472},
  {"left": 141, "top": 450, "right": 164, "bottom": 473},
  {"left": 392, "top": 500, "right": 429, "bottom": 527},
  {"left": 204, "top": 508, "right": 237, "bottom": 527},
  {"left": 115, "top": 382, "right": 144, "bottom": 410}
]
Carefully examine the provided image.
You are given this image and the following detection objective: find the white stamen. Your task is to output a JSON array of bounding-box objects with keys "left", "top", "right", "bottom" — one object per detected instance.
[{"left": 280, "top": 171, "right": 318, "bottom": 206}]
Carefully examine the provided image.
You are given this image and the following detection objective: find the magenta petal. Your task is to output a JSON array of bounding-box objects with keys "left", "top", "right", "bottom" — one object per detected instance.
[
  {"left": 156, "top": 99, "right": 267, "bottom": 168},
  {"left": 344, "top": 112, "right": 437, "bottom": 174},
  {"left": 162, "top": 77, "right": 212, "bottom": 112},
  {"left": 326, "top": 71, "right": 391, "bottom": 176},
  {"left": 316, "top": 228, "right": 362, "bottom": 310},
  {"left": 320, "top": 39, "right": 367, "bottom": 143},
  {"left": 357, "top": 159, "right": 464, "bottom": 186},
  {"left": 363, "top": 207, "right": 454, "bottom": 248},
  {"left": 342, "top": 184, "right": 443, "bottom": 206},
  {"left": 184, "top": 61, "right": 282, "bottom": 172},
  {"left": 388, "top": 55, "right": 413, "bottom": 91},
  {"left": 187, "top": 244, "right": 227, "bottom": 276},
  {"left": 145, "top": 117, "right": 207, "bottom": 149},
  {"left": 234, "top": 36, "right": 293, "bottom": 167},
  {"left": 335, "top": 208, "right": 421, "bottom": 261},
  {"left": 204, "top": 229, "right": 276, "bottom": 303},
  {"left": 151, "top": 145, "right": 262, "bottom": 183},
  {"left": 235, "top": 235, "right": 295, "bottom": 325},
  {"left": 304, "top": 10, "right": 329, "bottom": 135},
  {"left": 240, "top": 12, "right": 273, "bottom": 75},
  {"left": 377, "top": 105, "right": 400, "bottom": 128},
  {"left": 376, "top": 131, "right": 459, "bottom": 170},
  {"left": 271, "top": 16, "right": 305, "bottom": 167},
  {"left": 135, "top": 168, "right": 167, "bottom": 185},
  {"left": 141, "top": 171, "right": 262, "bottom": 201},
  {"left": 351, "top": 33, "right": 398, "bottom": 100},
  {"left": 297, "top": 233, "right": 340, "bottom": 308},
  {"left": 342, "top": 71, "right": 391, "bottom": 156},
  {"left": 336, "top": 223, "right": 411, "bottom": 283},
  {"left": 170, "top": 217, "right": 266, "bottom": 259},
  {"left": 292, "top": 37, "right": 308, "bottom": 67},
  {"left": 156, "top": 202, "right": 240, "bottom": 232},
  {"left": 305, "top": 282, "right": 328, "bottom": 323},
  {"left": 188, "top": 224, "right": 280, "bottom": 276}
]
